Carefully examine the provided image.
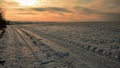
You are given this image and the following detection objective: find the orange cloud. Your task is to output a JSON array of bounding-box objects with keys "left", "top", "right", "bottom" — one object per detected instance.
[{"left": 2, "top": 0, "right": 120, "bottom": 22}]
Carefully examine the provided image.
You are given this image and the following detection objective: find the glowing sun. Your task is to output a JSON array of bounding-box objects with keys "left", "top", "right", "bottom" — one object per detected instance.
[{"left": 15, "top": 0, "right": 37, "bottom": 6}]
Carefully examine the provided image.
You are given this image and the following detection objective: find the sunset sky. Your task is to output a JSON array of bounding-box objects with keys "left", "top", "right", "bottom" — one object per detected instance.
[{"left": 0, "top": 0, "right": 120, "bottom": 22}]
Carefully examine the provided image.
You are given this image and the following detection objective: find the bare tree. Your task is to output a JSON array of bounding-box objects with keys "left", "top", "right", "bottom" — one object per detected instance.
[{"left": 0, "top": 8, "right": 7, "bottom": 30}]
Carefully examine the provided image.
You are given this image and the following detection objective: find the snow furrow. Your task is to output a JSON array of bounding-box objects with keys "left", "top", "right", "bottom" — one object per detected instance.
[
  {"left": 15, "top": 26, "right": 76, "bottom": 68},
  {"left": 18, "top": 25, "right": 120, "bottom": 68}
]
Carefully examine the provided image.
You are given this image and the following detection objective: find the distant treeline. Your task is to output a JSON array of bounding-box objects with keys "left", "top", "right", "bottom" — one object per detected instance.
[{"left": 10, "top": 21, "right": 120, "bottom": 26}]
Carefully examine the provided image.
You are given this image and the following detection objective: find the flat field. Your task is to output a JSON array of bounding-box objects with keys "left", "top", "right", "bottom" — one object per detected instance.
[{"left": 0, "top": 22, "right": 120, "bottom": 68}]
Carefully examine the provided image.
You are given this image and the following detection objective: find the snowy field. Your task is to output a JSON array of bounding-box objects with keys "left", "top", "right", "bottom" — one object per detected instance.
[{"left": 0, "top": 22, "right": 120, "bottom": 68}]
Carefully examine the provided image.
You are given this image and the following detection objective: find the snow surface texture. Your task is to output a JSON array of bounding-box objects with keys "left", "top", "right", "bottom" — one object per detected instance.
[
  {"left": 0, "top": 22, "right": 120, "bottom": 68},
  {"left": 19, "top": 23, "right": 120, "bottom": 62}
]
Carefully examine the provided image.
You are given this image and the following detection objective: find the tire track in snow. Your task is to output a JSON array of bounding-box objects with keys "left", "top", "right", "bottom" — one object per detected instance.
[
  {"left": 3, "top": 26, "right": 40, "bottom": 68},
  {"left": 3, "top": 26, "right": 26, "bottom": 68},
  {"left": 15, "top": 26, "right": 76, "bottom": 68}
]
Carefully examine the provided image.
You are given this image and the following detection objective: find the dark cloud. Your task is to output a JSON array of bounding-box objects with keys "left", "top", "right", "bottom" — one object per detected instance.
[
  {"left": 14, "top": 7, "right": 71, "bottom": 16},
  {"left": 15, "top": 8, "right": 30, "bottom": 11},
  {"left": 77, "top": 0, "right": 93, "bottom": 4},
  {"left": 102, "top": 13, "right": 120, "bottom": 22},
  {"left": 30, "top": 7, "right": 72, "bottom": 13},
  {"left": 16, "top": 12, "right": 37, "bottom": 15},
  {"left": 102, "top": 0, "right": 120, "bottom": 6},
  {"left": 103, "top": 0, "right": 120, "bottom": 11},
  {"left": 74, "top": 6, "right": 99, "bottom": 14},
  {"left": 15, "top": 7, "right": 72, "bottom": 16},
  {"left": 88, "top": 0, "right": 120, "bottom": 11},
  {"left": 74, "top": 6, "right": 120, "bottom": 22}
]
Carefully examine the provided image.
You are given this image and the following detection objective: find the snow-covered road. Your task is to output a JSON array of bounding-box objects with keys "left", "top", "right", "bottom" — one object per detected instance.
[{"left": 0, "top": 25, "right": 120, "bottom": 68}]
